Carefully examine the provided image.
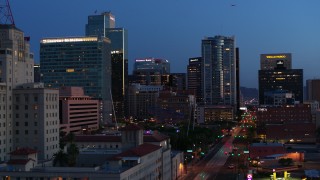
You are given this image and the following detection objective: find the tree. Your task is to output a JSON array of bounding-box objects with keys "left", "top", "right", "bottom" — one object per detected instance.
[
  {"left": 67, "top": 143, "right": 79, "bottom": 167},
  {"left": 53, "top": 150, "right": 68, "bottom": 167}
]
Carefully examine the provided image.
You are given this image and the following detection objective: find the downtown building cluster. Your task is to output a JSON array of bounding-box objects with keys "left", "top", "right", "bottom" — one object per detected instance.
[{"left": 1, "top": 3, "right": 320, "bottom": 180}]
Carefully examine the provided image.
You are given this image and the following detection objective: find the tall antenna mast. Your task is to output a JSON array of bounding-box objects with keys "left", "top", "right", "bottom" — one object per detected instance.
[{"left": 0, "top": 0, "right": 15, "bottom": 25}]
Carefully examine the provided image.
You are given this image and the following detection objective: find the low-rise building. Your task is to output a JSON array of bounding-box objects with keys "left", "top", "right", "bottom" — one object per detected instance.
[
  {"left": 59, "top": 87, "right": 99, "bottom": 134},
  {"left": 0, "top": 124, "right": 183, "bottom": 180}
]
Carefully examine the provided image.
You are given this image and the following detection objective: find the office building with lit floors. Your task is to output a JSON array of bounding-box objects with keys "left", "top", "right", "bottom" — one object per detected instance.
[
  {"left": 40, "top": 37, "right": 112, "bottom": 125},
  {"left": 258, "top": 68, "right": 303, "bottom": 105},
  {"left": 187, "top": 57, "right": 202, "bottom": 103},
  {"left": 201, "top": 36, "right": 239, "bottom": 117},
  {"left": 13, "top": 83, "right": 59, "bottom": 161},
  {"left": 0, "top": 24, "right": 34, "bottom": 162},
  {"left": 132, "top": 58, "right": 170, "bottom": 85},
  {"left": 86, "top": 12, "right": 128, "bottom": 122},
  {"left": 59, "top": 87, "right": 99, "bottom": 135}
]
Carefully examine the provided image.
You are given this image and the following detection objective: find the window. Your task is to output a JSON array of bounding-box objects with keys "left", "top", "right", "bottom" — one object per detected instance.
[
  {"left": 15, "top": 114, "right": 19, "bottom": 118},
  {"left": 15, "top": 122, "right": 19, "bottom": 126},
  {"left": 34, "top": 96, "right": 38, "bottom": 102},
  {"left": 25, "top": 105, "right": 28, "bottom": 110},
  {"left": 25, "top": 130, "right": 28, "bottom": 134},
  {"left": 15, "top": 105, "right": 19, "bottom": 110},
  {"left": 15, "top": 96, "right": 20, "bottom": 103},
  {"left": 25, "top": 113, "right": 28, "bottom": 118},
  {"left": 15, "top": 130, "right": 19, "bottom": 134},
  {"left": 24, "top": 122, "right": 28, "bottom": 126},
  {"left": 24, "top": 94, "right": 29, "bottom": 102}
]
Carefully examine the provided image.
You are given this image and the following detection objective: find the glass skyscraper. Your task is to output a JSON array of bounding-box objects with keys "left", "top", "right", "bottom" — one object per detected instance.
[
  {"left": 201, "top": 36, "right": 237, "bottom": 107},
  {"left": 85, "top": 12, "right": 115, "bottom": 38},
  {"left": 40, "top": 37, "right": 112, "bottom": 124},
  {"left": 85, "top": 12, "right": 128, "bottom": 121}
]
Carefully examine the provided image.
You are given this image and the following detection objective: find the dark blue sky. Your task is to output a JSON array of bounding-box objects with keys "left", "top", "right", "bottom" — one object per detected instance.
[{"left": 11, "top": 0, "right": 320, "bottom": 88}]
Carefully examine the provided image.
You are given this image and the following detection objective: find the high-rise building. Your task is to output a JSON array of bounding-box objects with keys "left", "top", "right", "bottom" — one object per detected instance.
[
  {"left": 86, "top": 12, "right": 128, "bottom": 121},
  {"left": 187, "top": 57, "right": 202, "bottom": 103},
  {"left": 85, "top": 12, "right": 115, "bottom": 37},
  {"left": 201, "top": 36, "right": 237, "bottom": 108},
  {"left": 40, "top": 37, "right": 112, "bottom": 124},
  {"left": 34, "top": 64, "right": 41, "bottom": 82},
  {"left": 260, "top": 53, "right": 292, "bottom": 70},
  {"left": 306, "top": 79, "right": 320, "bottom": 102},
  {"left": 0, "top": 24, "right": 34, "bottom": 161},
  {"left": 258, "top": 68, "right": 303, "bottom": 105},
  {"left": 132, "top": 58, "right": 170, "bottom": 85}
]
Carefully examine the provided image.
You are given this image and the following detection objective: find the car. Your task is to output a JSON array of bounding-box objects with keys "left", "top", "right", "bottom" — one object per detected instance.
[{"left": 228, "top": 164, "right": 235, "bottom": 169}]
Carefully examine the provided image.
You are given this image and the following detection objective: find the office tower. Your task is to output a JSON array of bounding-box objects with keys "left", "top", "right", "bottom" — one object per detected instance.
[
  {"left": 85, "top": 12, "right": 115, "bottom": 37},
  {"left": 235, "top": 48, "right": 240, "bottom": 119},
  {"left": 260, "top": 53, "right": 292, "bottom": 70},
  {"left": 106, "top": 28, "right": 128, "bottom": 121},
  {"left": 201, "top": 36, "right": 237, "bottom": 107},
  {"left": 40, "top": 37, "right": 112, "bottom": 124},
  {"left": 306, "top": 79, "right": 320, "bottom": 102},
  {"left": 86, "top": 12, "right": 128, "bottom": 121},
  {"left": 258, "top": 68, "right": 303, "bottom": 105},
  {"left": 0, "top": 24, "right": 34, "bottom": 161},
  {"left": 13, "top": 83, "right": 59, "bottom": 160},
  {"left": 34, "top": 64, "right": 41, "bottom": 82},
  {"left": 132, "top": 58, "right": 170, "bottom": 85},
  {"left": 187, "top": 57, "right": 202, "bottom": 103}
]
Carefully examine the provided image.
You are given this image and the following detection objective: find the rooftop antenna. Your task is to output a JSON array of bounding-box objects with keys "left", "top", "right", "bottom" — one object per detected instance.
[{"left": 0, "top": 0, "right": 15, "bottom": 25}]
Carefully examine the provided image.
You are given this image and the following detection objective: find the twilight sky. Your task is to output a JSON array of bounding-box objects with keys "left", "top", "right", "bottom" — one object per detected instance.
[{"left": 11, "top": 0, "right": 320, "bottom": 88}]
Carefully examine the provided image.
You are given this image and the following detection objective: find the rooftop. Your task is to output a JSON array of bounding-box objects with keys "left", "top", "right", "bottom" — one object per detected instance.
[
  {"left": 10, "top": 148, "right": 38, "bottom": 155},
  {"left": 109, "top": 143, "right": 161, "bottom": 160}
]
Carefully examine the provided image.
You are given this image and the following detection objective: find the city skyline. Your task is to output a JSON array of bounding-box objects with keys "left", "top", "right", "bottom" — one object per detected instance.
[{"left": 11, "top": 0, "right": 320, "bottom": 88}]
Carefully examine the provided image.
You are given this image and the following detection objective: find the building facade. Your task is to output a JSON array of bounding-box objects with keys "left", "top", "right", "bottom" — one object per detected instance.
[
  {"left": 260, "top": 53, "right": 292, "bottom": 70},
  {"left": 40, "top": 37, "right": 112, "bottom": 125},
  {"left": 13, "top": 83, "right": 59, "bottom": 161},
  {"left": 86, "top": 12, "right": 128, "bottom": 122},
  {"left": 187, "top": 57, "right": 202, "bottom": 103},
  {"left": 201, "top": 36, "right": 237, "bottom": 108},
  {"left": 128, "top": 84, "right": 162, "bottom": 121},
  {"left": 256, "top": 104, "right": 312, "bottom": 128},
  {"left": 306, "top": 79, "right": 320, "bottom": 102},
  {"left": 0, "top": 24, "right": 34, "bottom": 161},
  {"left": 59, "top": 87, "right": 99, "bottom": 135},
  {"left": 132, "top": 58, "right": 170, "bottom": 86},
  {"left": 258, "top": 68, "right": 303, "bottom": 105},
  {"left": 85, "top": 12, "right": 115, "bottom": 37}
]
